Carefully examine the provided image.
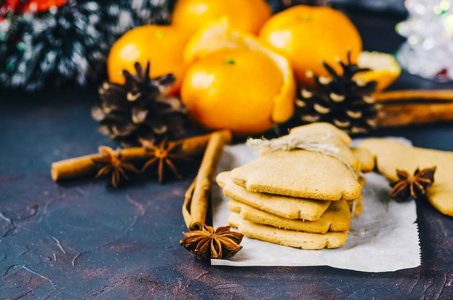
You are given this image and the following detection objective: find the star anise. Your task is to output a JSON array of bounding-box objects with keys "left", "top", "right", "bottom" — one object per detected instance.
[
  {"left": 390, "top": 167, "right": 436, "bottom": 202},
  {"left": 92, "top": 146, "right": 140, "bottom": 188},
  {"left": 180, "top": 225, "right": 244, "bottom": 261},
  {"left": 140, "top": 138, "right": 188, "bottom": 184}
]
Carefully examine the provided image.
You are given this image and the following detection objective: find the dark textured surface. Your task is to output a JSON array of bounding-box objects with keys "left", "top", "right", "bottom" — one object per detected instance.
[{"left": 1, "top": 10, "right": 453, "bottom": 300}]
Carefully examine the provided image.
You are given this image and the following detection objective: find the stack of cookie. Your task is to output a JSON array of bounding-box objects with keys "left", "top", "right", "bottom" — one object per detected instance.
[{"left": 216, "top": 123, "right": 374, "bottom": 250}]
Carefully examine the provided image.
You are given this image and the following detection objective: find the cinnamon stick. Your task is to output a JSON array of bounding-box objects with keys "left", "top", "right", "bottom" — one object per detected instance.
[
  {"left": 51, "top": 153, "right": 104, "bottom": 181},
  {"left": 373, "top": 89, "right": 453, "bottom": 128},
  {"left": 376, "top": 102, "right": 453, "bottom": 127},
  {"left": 375, "top": 90, "right": 453, "bottom": 103},
  {"left": 182, "top": 130, "right": 232, "bottom": 230},
  {"left": 182, "top": 177, "right": 197, "bottom": 229},
  {"left": 51, "top": 134, "right": 212, "bottom": 181},
  {"left": 180, "top": 133, "right": 212, "bottom": 157}
]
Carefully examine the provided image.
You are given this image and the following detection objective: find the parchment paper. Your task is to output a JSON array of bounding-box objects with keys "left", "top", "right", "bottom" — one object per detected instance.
[{"left": 211, "top": 140, "right": 421, "bottom": 272}]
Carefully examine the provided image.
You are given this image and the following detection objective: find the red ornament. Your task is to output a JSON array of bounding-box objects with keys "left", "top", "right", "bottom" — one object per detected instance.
[
  {"left": 22, "top": 0, "right": 67, "bottom": 13},
  {"left": 1, "top": 0, "right": 67, "bottom": 17}
]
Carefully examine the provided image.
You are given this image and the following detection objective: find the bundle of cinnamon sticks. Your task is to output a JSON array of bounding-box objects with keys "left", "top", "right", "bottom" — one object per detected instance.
[{"left": 182, "top": 130, "right": 232, "bottom": 230}]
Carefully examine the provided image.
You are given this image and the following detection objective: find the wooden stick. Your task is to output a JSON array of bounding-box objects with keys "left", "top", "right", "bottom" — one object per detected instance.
[
  {"left": 51, "top": 134, "right": 213, "bottom": 181},
  {"left": 183, "top": 130, "right": 232, "bottom": 230},
  {"left": 375, "top": 90, "right": 453, "bottom": 103}
]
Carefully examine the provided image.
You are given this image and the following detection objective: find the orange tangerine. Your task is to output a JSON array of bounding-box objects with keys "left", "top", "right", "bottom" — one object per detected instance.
[
  {"left": 180, "top": 21, "right": 296, "bottom": 135},
  {"left": 259, "top": 5, "right": 362, "bottom": 85},
  {"left": 107, "top": 25, "right": 191, "bottom": 95},
  {"left": 181, "top": 49, "right": 286, "bottom": 135},
  {"left": 171, "top": 0, "right": 272, "bottom": 35}
]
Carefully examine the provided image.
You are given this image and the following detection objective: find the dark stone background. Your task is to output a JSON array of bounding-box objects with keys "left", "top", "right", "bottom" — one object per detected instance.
[{"left": 1, "top": 7, "right": 453, "bottom": 300}]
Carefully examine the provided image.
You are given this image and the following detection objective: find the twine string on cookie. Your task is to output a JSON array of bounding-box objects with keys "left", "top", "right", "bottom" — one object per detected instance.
[
  {"left": 247, "top": 134, "right": 358, "bottom": 179},
  {"left": 247, "top": 134, "right": 339, "bottom": 153}
]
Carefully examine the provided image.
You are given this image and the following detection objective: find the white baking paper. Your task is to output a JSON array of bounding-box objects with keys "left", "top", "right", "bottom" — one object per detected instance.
[{"left": 211, "top": 140, "right": 421, "bottom": 272}]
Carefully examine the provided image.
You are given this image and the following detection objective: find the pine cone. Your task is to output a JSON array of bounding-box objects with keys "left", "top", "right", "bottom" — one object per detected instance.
[
  {"left": 295, "top": 53, "right": 379, "bottom": 134},
  {"left": 92, "top": 62, "right": 186, "bottom": 146}
]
